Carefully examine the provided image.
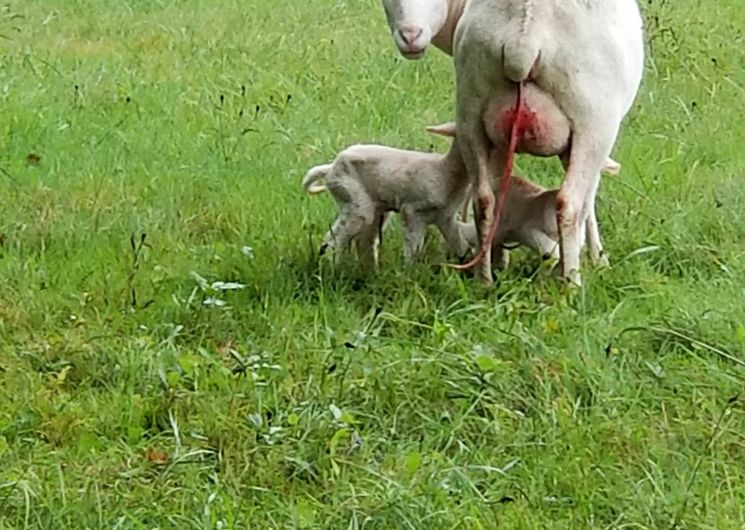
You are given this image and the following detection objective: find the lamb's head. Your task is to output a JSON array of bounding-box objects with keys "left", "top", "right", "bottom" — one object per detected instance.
[{"left": 380, "top": 0, "right": 448, "bottom": 59}]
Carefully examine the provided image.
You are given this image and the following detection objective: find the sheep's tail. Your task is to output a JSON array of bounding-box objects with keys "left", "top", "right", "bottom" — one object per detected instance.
[
  {"left": 302, "top": 163, "right": 332, "bottom": 194},
  {"left": 502, "top": 0, "right": 542, "bottom": 82},
  {"left": 502, "top": 38, "right": 541, "bottom": 83}
]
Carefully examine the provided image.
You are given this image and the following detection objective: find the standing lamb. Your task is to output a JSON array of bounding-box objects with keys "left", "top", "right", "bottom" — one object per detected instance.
[{"left": 302, "top": 123, "right": 473, "bottom": 270}]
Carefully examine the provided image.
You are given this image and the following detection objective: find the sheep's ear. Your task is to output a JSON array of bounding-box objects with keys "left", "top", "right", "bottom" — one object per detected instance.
[{"left": 425, "top": 122, "right": 457, "bottom": 138}]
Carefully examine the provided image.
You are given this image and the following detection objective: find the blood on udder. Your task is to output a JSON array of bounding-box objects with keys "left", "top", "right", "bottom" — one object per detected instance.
[{"left": 500, "top": 105, "right": 542, "bottom": 147}]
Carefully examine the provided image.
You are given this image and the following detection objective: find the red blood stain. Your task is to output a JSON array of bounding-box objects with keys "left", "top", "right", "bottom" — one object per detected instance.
[
  {"left": 500, "top": 105, "right": 541, "bottom": 150},
  {"left": 477, "top": 194, "right": 492, "bottom": 212},
  {"left": 555, "top": 194, "right": 567, "bottom": 213},
  {"left": 555, "top": 194, "right": 578, "bottom": 227}
]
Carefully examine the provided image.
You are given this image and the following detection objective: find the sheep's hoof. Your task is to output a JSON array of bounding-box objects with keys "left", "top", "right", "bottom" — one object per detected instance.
[
  {"left": 595, "top": 253, "right": 610, "bottom": 269},
  {"left": 319, "top": 243, "right": 329, "bottom": 257},
  {"left": 550, "top": 263, "right": 582, "bottom": 288},
  {"left": 478, "top": 271, "right": 494, "bottom": 286},
  {"left": 565, "top": 270, "right": 582, "bottom": 289}
]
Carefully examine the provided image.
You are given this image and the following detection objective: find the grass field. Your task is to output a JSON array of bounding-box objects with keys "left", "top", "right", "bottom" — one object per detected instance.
[{"left": 1, "top": 0, "right": 745, "bottom": 527}]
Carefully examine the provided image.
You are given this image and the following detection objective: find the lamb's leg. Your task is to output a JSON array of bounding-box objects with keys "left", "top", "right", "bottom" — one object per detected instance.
[
  {"left": 584, "top": 204, "right": 609, "bottom": 267},
  {"left": 401, "top": 208, "right": 427, "bottom": 264},
  {"left": 520, "top": 228, "right": 560, "bottom": 261},
  {"left": 355, "top": 211, "right": 384, "bottom": 272},
  {"left": 320, "top": 214, "right": 354, "bottom": 256},
  {"left": 437, "top": 216, "right": 470, "bottom": 261},
  {"left": 485, "top": 222, "right": 508, "bottom": 270},
  {"left": 320, "top": 205, "right": 371, "bottom": 259},
  {"left": 491, "top": 244, "right": 510, "bottom": 270},
  {"left": 459, "top": 185, "right": 471, "bottom": 222},
  {"left": 379, "top": 211, "right": 393, "bottom": 241},
  {"left": 556, "top": 125, "right": 618, "bottom": 286},
  {"left": 457, "top": 221, "right": 478, "bottom": 249}
]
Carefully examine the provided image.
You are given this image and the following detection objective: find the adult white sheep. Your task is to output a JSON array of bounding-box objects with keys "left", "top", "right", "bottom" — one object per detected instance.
[{"left": 380, "top": 0, "right": 643, "bottom": 286}]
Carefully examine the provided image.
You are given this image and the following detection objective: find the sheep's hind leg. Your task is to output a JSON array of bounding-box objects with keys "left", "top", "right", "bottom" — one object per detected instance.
[
  {"left": 557, "top": 124, "right": 618, "bottom": 286},
  {"left": 454, "top": 69, "right": 498, "bottom": 284},
  {"left": 453, "top": 138, "right": 499, "bottom": 284},
  {"left": 560, "top": 152, "right": 609, "bottom": 269},
  {"left": 459, "top": 185, "right": 471, "bottom": 222}
]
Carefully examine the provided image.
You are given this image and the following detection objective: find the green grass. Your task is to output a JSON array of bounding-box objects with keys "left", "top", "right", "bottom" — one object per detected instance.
[{"left": 1, "top": 0, "right": 745, "bottom": 527}]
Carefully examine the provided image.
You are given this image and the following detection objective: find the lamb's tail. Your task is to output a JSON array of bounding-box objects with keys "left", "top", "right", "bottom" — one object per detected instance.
[{"left": 302, "top": 163, "right": 332, "bottom": 194}]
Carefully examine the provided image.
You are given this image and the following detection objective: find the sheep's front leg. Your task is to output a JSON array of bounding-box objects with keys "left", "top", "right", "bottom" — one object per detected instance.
[
  {"left": 557, "top": 125, "right": 618, "bottom": 286},
  {"left": 401, "top": 208, "right": 427, "bottom": 264},
  {"left": 520, "top": 228, "right": 559, "bottom": 261}
]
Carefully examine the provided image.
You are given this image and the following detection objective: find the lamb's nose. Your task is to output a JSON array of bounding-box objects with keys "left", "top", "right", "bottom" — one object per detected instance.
[{"left": 398, "top": 25, "right": 423, "bottom": 46}]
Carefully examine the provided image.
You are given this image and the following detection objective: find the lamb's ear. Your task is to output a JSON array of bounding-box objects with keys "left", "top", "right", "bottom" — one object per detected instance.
[{"left": 425, "top": 122, "right": 457, "bottom": 138}]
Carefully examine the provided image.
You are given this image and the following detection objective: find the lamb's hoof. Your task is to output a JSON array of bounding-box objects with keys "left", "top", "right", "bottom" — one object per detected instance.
[
  {"left": 457, "top": 252, "right": 473, "bottom": 265},
  {"left": 319, "top": 243, "right": 329, "bottom": 257}
]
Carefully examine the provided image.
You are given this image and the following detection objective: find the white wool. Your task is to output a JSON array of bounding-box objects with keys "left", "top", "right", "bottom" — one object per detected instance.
[{"left": 450, "top": 0, "right": 644, "bottom": 285}]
